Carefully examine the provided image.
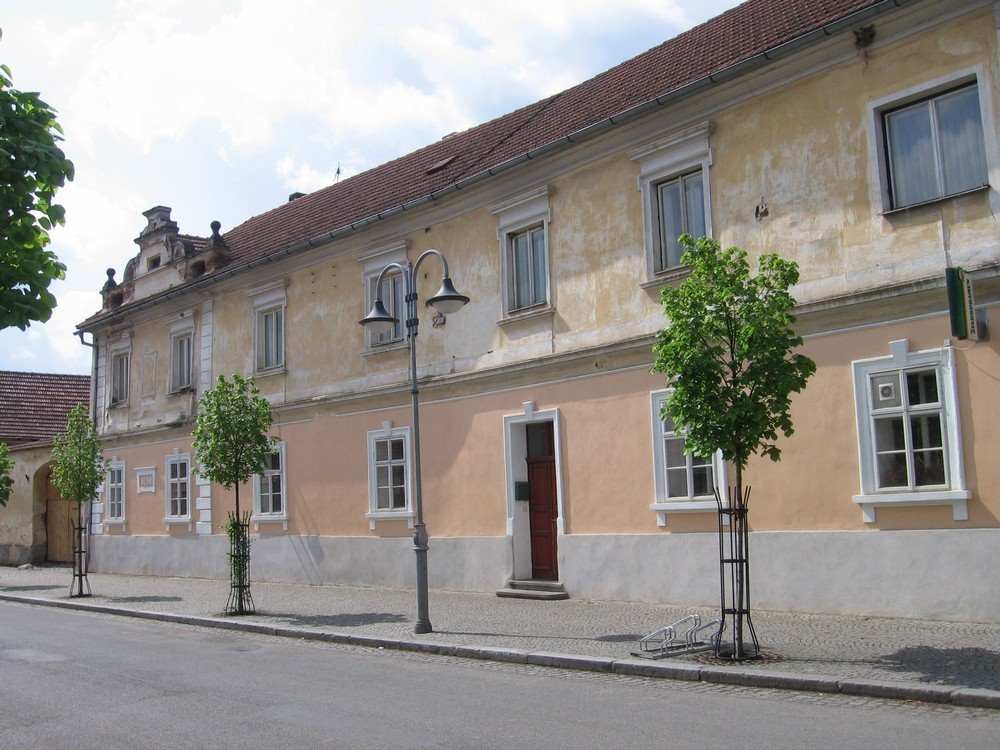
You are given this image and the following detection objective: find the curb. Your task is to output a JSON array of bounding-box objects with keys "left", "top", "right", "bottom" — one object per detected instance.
[{"left": 2, "top": 593, "right": 998, "bottom": 710}]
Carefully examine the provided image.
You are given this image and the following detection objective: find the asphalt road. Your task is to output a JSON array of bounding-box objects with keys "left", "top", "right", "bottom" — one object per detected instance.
[{"left": 1, "top": 602, "right": 997, "bottom": 749}]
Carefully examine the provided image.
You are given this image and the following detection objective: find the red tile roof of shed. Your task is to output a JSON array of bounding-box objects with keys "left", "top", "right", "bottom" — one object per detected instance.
[
  {"left": 82, "top": 0, "right": 888, "bottom": 326},
  {"left": 0, "top": 371, "right": 92, "bottom": 447}
]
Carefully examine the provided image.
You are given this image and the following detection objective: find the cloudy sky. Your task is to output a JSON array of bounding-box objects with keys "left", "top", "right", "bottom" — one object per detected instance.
[{"left": 1, "top": 0, "right": 740, "bottom": 375}]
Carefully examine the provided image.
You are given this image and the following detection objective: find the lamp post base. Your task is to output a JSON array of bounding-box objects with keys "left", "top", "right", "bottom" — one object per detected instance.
[{"left": 414, "top": 524, "right": 432, "bottom": 634}]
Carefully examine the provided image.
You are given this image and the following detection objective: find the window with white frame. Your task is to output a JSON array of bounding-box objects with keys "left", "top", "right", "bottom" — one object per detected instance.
[
  {"left": 106, "top": 460, "right": 125, "bottom": 522},
  {"left": 109, "top": 350, "right": 130, "bottom": 406},
  {"left": 649, "top": 390, "right": 726, "bottom": 526},
  {"left": 367, "top": 271, "right": 405, "bottom": 346},
  {"left": 166, "top": 454, "right": 191, "bottom": 520},
  {"left": 884, "top": 83, "right": 988, "bottom": 209},
  {"left": 169, "top": 325, "right": 194, "bottom": 393},
  {"left": 852, "top": 340, "right": 970, "bottom": 522},
  {"left": 255, "top": 443, "right": 286, "bottom": 518},
  {"left": 366, "top": 424, "right": 413, "bottom": 527},
  {"left": 250, "top": 282, "right": 286, "bottom": 374},
  {"left": 490, "top": 186, "right": 551, "bottom": 319},
  {"left": 631, "top": 123, "right": 713, "bottom": 282}
]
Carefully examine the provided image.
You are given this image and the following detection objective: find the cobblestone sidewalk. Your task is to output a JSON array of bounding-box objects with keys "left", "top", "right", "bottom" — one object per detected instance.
[{"left": 2, "top": 565, "right": 997, "bottom": 708}]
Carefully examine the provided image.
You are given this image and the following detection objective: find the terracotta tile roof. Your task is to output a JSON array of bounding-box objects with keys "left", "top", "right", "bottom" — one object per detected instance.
[
  {"left": 0, "top": 371, "right": 92, "bottom": 447},
  {"left": 82, "top": 0, "right": 887, "bottom": 327}
]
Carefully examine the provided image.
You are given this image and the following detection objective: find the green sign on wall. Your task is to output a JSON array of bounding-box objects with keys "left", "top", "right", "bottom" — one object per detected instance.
[{"left": 946, "top": 267, "right": 979, "bottom": 341}]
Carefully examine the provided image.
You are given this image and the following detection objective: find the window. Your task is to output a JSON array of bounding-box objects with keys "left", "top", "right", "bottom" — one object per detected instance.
[
  {"left": 166, "top": 455, "right": 191, "bottom": 520},
  {"left": 883, "top": 83, "right": 988, "bottom": 209},
  {"left": 368, "top": 271, "right": 405, "bottom": 345},
  {"left": 631, "top": 122, "right": 713, "bottom": 282},
  {"left": 852, "top": 340, "right": 970, "bottom": 522},
  {"left": 249, "top": 282, "right": 286, "bottom": 374},
  {"left": 170, "top": 331, "right": 193, "bottom": 392},
  {"left": 490, "top": 186, "right": 551, "bottom": 319},
  {"left": 649, "top": 390, "right": 726, "bottom": 526},
  {"left": 110, "top": 351, "right": 130, "bottom": 406},
  {"left": 366, "top": 424, "right": 413, "bottom": 528},
  {"left": 508, "top": 225, "right": 547, "bottom": 311},
  {"left": 656, "top": 170, "right": 705, "bottom": 271},
  {"left": 254, "top": 443, "right": 286, "bottom": 519},
  {"left": 106, "top": 460, "right": 125, "bottom": 522}
]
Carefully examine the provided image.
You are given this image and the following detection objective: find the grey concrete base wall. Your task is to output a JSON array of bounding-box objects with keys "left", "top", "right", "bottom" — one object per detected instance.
[
  {"left": 91, "top": 528, "right": 998, "bottom": 622},
  {"left": 0, "top": 543, "right": 32, "bottom": 566},
  {"left": 560, "top": 528, "right": 1000, "bottom": 623},
  {"left": 90, "top": 534, "right": 511, "bottom": 592}
]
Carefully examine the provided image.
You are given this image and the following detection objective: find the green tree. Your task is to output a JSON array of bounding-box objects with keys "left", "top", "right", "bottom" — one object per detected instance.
[
  {"left": 51, "top": 404, "right": 105, "bottom": 596},
  {"left": 651, "top": 235, "right": 816, "bottom": 657},
  {"left": 0, "top": 64, "right": 74, "bottom": 330},
  {"left": 193, "top": 373, "right": 276, "bottom": 614},
  {"left": 0, "top": 442, "right": 13, "bottom": 507}
]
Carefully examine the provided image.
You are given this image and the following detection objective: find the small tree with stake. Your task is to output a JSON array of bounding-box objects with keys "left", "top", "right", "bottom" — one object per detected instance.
[
  {"left": 652, "top": 235, "right": 815, "bottom": 659},
  {"left": 193, "top": 373, "right": 276, "bottom": 615},
  {"left": 50, "top": 405, "right": 106, "bottom": 597}
]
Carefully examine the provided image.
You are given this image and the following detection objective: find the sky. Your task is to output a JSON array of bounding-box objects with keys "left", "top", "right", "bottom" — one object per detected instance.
[{"left": 1, "top": 0, "right": 741, "bottom": 376}]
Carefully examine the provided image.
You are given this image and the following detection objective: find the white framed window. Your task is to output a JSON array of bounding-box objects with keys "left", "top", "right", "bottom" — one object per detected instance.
[
  {"left": 870, "top": 70, "right": 992, "bottom": 213},
  {"left": 367, "top": 271, "right": 405, "bottom": 346},
  {"left": 165, "top": 454, "right": 192, "bottom": 521},
  {"left": 631, "top": 122, "right": 713, "bottom": 283},
  {"left": 249, "top": 282, "right": 286, "bottom": 374},
  {"left": 649, "top": 390, "right": 727, "bottom": 526},
  {"left": 490, "top": 186, "right": 552, "bottom": 320},
  {"left": 109, "top": 350, "right": 130, "bottom": 406},
  {"left": 106, "top": 460, "right": 125, "bottom": 523},
  {"left": 359, "top": 240, "right": 409, "bottom": 352},
  {"left": 852, "top": 339, "right": 970, "bottom": 522},
  {"left": 254, "top": 442, "right": 287, "bottom": 524},
  {"left": 366, "top": 423, "right": 413, "bottom": 529},
  {"left": 168, "top": 314, "right": 196, "bottom": 393}
]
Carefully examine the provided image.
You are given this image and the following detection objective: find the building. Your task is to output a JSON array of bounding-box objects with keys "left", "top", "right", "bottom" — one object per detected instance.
[
  {"left": 0, "top": 371, "right": 92, "bottom": 564},
  {"left": 77, "top": 0, "right": 1000, "bottom": 622}
]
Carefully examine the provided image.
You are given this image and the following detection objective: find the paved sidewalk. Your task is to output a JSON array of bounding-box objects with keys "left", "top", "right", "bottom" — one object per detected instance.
[{"left": 1, "top": 564, "right": 998, "bottom": 708}]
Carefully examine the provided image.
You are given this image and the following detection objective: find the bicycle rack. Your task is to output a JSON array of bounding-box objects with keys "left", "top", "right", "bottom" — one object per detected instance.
[{"left": 632, "top": 614, "right": 723, "bottom": 658}]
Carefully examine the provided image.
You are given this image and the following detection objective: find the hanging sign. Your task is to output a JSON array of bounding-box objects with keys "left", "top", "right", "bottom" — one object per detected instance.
[{"left": 946, "top": 267, "right": 979, "bottom": 341}]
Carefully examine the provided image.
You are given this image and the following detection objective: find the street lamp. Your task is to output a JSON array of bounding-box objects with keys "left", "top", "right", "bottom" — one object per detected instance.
[{"left": 359, "top": 249, "right": 470, "bottom": 634}]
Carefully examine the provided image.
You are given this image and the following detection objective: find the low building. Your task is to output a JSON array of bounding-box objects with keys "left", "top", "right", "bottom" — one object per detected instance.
[
  {"left": 78, "top": 0, "right": 1000, "bottom": 622},
  {"left": 0, "top": 371, "right": 92, "bottom": 565}
]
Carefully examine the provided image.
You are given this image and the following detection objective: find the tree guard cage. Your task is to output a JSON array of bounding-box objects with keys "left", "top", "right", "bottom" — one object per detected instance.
[
  {"left": 715, "top": 487, "right": 759, "bottom": 659},
  {"left": 225, "top": 512, "right": 254, "bottom": 615}
]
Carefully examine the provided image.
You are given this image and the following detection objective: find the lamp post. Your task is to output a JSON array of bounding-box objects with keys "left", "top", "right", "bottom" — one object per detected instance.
[{"left": 359, "top": 249, "right": 470, "bottom": 634}]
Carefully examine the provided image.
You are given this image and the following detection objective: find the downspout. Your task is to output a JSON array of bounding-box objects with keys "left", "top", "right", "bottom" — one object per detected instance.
[{"left": 75, "top": 331, "right": 98, "bottom": 568}]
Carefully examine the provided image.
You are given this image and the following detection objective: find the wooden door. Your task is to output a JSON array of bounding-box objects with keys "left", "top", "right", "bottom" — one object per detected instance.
[
  {"left": 45, "top": 469, "right": 73, "bottom": 563},
  {"left": 526, "top": 422, "right": 558, "bottom": 581}
]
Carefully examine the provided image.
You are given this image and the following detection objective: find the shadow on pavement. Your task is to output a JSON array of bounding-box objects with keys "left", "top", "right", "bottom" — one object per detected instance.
[
  {"left": 108, "top": 595, "right": 184, "bottom": 604},
  {"left": 263, "top": 612, "right": 409, "bottom": 628},
  {"left": 1, "top": 585, "right": 63, "bottom": 592},
  {"left": 879, "top": 646, "right": 1000, "bottom": 690}
]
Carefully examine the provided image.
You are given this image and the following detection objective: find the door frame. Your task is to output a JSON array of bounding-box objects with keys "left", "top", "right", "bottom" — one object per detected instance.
[{"left": 503, "top": 401, "right": 565, "bottom": 581}]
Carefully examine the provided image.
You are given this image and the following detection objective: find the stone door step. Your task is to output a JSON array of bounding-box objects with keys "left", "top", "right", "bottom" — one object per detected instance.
[{"left": 496, "top": 580, "right": 569, "bottom": 600}]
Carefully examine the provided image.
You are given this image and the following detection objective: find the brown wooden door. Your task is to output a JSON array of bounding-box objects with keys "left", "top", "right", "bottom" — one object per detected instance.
[
  {"left": 526, "top": 422, "right": 558, "bottom": 581},
  {"left": 45, "top": 469, "right": 73, "bottom": 563}
]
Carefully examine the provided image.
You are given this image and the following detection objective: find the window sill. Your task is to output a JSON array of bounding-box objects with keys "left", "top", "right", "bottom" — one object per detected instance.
[
  {"left": 108, "top": 401, "right": 129, "bottom": 409},
  {"left": 366, "top": 510, "right": 415, "bottom": 531},
  {"left": 640, "top": 266, "right": 691, "bottom": 290},
  {"left": 882, "top": 184, "right": 989, "bottom": 216},
  {"left": 168, "top": 386, "right": 195, "bottom": 397},
  {"left": 164, "top": 517, "right": 193, "bottom": 532},
  {"left": 104, "top": 518, "right": 125, "bottom": 526},
  {"left": 252, "top": 514, "right": 288, "bottom": 532},
  {"left": 852, "top": 489, "right": 971, "bottom": 523},
  {"left": 497, "top": 305, "right": 554, "bottom": 327},
  {"left": 254, "top": 366, "right": 286, "bottom": 379},
  {"left": 364, "top": 340, "right": 407, "bottom": 356},
  {"left": 649, "top": 500, "right": 720, "bottom": 527}
]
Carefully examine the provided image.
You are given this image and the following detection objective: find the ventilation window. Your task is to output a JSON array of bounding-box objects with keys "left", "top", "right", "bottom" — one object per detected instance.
[
  {"left": 189, "top": 261, "right": 206, "bottom": 279},
  {"left": 426, "top": 155, "right": 456, "bottom": 175},
  {"left": 147, "top": 255, "right": 162, "bottom": 271}
]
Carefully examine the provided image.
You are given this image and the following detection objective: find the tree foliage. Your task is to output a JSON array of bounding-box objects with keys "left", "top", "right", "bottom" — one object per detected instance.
[
  {"left": 192, "top": 373, "right": 276, "bottom": 518},
  {"left": 51, "top": 404, "right": 105, "bottom": 506},
  {"left": 0, "top": 442, "right": 13, "bottom": 507},
  {"left": 651, "top": 235, "right": 816, "bottom": 496},
  {"left": 0, "top": 63, "right": 74, "bottom": 330}
]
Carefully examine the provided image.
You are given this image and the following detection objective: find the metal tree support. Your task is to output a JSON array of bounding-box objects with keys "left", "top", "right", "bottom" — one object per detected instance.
[
  {"left": 715, "top": 486, "right": 759, "bottom": 660},
  {"left": 225, "top": 513, "right": 254, "bottom": 615},
  {"left": 69, "top": 505, "right": 91, "bottom": 598}
]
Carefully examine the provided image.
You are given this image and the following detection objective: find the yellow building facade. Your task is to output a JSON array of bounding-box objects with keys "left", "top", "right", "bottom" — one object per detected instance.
[{"left": 79, "top": 0, "right": 1000, "bottom": 621}]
